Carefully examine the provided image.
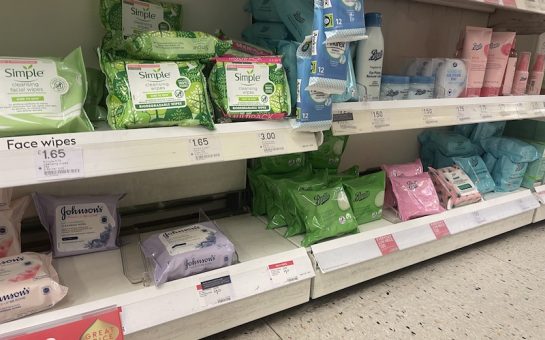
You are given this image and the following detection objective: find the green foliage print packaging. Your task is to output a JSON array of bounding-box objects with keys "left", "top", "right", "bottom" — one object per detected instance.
[
  {"left": 125, "top": 31, "right": 232, "bottom": 61},
  {"left": 0, "top": 48, "right": 93, "bottom": 137},
  {"left": 343, "top": 171, "right": 386, "bottom": 225},
  {"left": 295, "top": 184, "right": 358, "bottom": 247},
  {"left": 209, "top": 56, "right": 291, "bottom": 120},
  {"left": 102, "top": 59, "right": 214, "bottom": 129},
  {"left": 100, "top": 0, "right": 182, "bottom": 37}
]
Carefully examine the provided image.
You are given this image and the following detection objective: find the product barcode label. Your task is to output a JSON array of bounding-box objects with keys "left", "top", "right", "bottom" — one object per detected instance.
[
  {"left": 187, "top": 136, "right": 223, "bottom": 163},
  {"left": 35, "top": 147, "right": 84, "bottom": 181},
  {"left": 375, "top": 234, "right": 399, "bottom": 255},
  {"left": 257, "top": 131, "right": 286, "bottom": 154},
  {"left": 197, "top": 275, "right": 235, "bottom": 308},
  {"left": 268, "top": 260, "right": 298, "bottom": 286}
]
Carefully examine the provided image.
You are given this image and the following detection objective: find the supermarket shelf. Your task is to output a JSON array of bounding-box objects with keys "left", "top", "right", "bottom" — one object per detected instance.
[
  {"left": 532, "top": 184, "right": 545, "bottom": 222},
  {"left": 0, "top": 121, "right": 318, "bottom": 189},
  {"left": 0, "top": 215, "right": 315, "bottom": 339},
  {"left": 415, "top": 0, "right": 544, "bottom": 14},
  {"left": 331, "top": 95, "right": 545, "bottom": 136}
]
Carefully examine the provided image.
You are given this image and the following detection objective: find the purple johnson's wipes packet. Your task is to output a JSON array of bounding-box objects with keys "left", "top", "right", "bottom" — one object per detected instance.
[
  {"left": 140, "top": 221, "right": 236, "bottom": 285},
  {"left": 32, "top": 193, "right": 123, "bottom": 258}
]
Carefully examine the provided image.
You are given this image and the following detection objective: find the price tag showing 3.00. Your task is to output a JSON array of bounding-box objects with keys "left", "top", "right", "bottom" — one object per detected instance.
[
  {"left": 257, "top": 131, "right": 285, "bottom": 154},
  {"left": 34, "top": 147, "right": 84, "bottom": 180}
]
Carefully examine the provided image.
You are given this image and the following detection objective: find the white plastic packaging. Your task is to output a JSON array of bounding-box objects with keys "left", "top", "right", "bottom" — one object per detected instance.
[
  {"left": 422, "top": 58, "right": 445, "bottom": 77},
  {"left": 408, "top": 76, "right": 435, "bottom": 99},
  {"left": 356, "top": 13, "right": 384, "bottom": 101},
  {"left": 380, "top": 75, "right": 409, "bottom": 101},
  {"left": 434, "top": 59, "right": 468, "bottom": 98}
]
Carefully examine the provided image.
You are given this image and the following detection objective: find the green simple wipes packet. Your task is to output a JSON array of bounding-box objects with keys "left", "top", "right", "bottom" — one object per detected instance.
[
  {"left": 343, "top": 171, "right": 386, "bottom": 225},
  {"left": 0, "top": 48, "right": 93, "bottom": 137},
  {"left": 209, "top": 56, "right": 291, "bottom": 120},
  {"left": 100, "top": 0, "right": 182, "bottom": 37},
  {"left": 102, "top": 59, "right": 214, "bottom": 129},
  {"left": 125, "top": 31, "right": 232, "bottom": 61},
  {"left": 295, "top": 184, "right": 358, "bottom": 247}
]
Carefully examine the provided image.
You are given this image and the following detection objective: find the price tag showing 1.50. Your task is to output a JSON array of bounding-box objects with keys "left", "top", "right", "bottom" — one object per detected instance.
[
  {"left": 197, "top": 275, "right": 235, "bottom": 308},
  {"left": 268, "top": 260, "right": 298, "bottom": 286},
  {"left": 257, "top": 131, "right": 285, "bottom": 154},
  {"left": 34, "top": 147, "right": 84, "bottom": 180},
  {"left": 187, "top": 135, "right": 223, "bottom": 163}
]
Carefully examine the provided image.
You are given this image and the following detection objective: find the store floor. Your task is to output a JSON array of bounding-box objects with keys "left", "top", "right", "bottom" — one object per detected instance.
[{"left": 208, "top": 221, "right": 545, "bottom": 340}]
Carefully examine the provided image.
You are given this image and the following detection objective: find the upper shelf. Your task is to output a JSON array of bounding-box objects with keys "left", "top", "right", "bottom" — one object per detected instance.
[
  {"left": 0, "top": 121, "right": 318, "bottom": 189},
  {"left": 415, "top": 0, "right": 545, "bottom": 14},
  {"left": 331, "top": 95, "right": 545, "bottom": 136}
]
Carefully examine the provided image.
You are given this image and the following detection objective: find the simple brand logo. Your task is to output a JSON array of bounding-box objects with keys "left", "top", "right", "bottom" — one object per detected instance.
[
  {"left": 4, "top": 64, "right": 44, "bottom": 81},
  {"left": 235, "top": 68, "right": 261, "bottom": 85},
  {"left": 131, "top": 6, "right": 156, "bottom": 20},
  {"left": 0, "top": 287, "right": 30, "bottom": 302},
  {"left": 354, "top": 191, "right": 370, "bottom": 202},
  {"left": 185, "top": 255, "right": 216, "bottom": 270},
  {"left": 163, "top": 225, "right": 201, "bottom": 239},
  {"left": 369, "top": 49, "right": 383, "bottom": 61},
  {"left": 60, "top": 205, "right": 103, "bottom": 221},
  {"left": 139, "top": 68, "right": 170, "bottom": 81},
  {"left": 314, "top": 193, "right": 330, "bottom": 206},
  {"left": 473, "top": 43, "right": 483, "bottom": 51}
]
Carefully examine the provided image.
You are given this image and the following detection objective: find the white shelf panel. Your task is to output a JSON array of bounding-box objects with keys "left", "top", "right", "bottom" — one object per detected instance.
[
  {"left": 332, "top": 95, "right": 545, "bottom": 136},
  {"left": 532, "top": 184, "right": 545, "bottom": 222},
  {"left": 0, "top": 215, "right": 314, "bottom": 339},
  {"left": 0, "top": 121, "right": 318, "bottom": 189},
  {"left": 415, "top": 0, "right": 545, "bottom": 14},
  {"left": 308, "top": 190, "right": 539, "bottom": 298}
]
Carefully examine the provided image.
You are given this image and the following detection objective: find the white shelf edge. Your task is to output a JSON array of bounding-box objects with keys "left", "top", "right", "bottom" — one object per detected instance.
[
  {"left": 414, "top": 0, "right": 545, "bottom": 15},
  {"left": 310, "top": 190, "right": 539, "bottom": 273},
  {"left": 332, "top": 95, "right": 545, "bottom": 135},
  {"left": 0, "top": 121, "right": 318, "bottom": 189}
]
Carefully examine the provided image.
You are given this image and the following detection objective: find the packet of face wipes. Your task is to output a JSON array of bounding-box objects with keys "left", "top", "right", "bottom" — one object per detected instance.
[
  {"left": 453, "top": 156, "right": 495, "bottom": 193},
  {"left": 259, "top": 153, "right": 306, "bottom": 174},
  {"left": 292, "top": 37, "right": 333, "bottom": 131},
  {"left": 0, "top": 48, "right": 93, "bottom": 137},
  {"left": 429, "top": 166, "right": 482, "bottom": 209},
  {"left": 343, "top": 171, "right": 385, "bottom": 225},
  {"left": 308, "top": 130, "right": 348, "bottom": 170},
  {"left": 0, "top": 252, "right": 68, "bottom": 324},
  {"left": 295, "top": 184, "right": 358, "bottom": 247},
  {"left": 245, "top": 0, "right": 282, "bottom": 22},
  {"left": 100, "top": 0, "right": 182, "bottom": 37},
  {"left": 208, "top": 56, "right": 291, "bottom": 120},
  {"left": 125, "top": 31, "right": 232, "bottom": 61},
  {"left": 332, "top": 48, "right": 359, "bottom": 103},
  {"left": 319, "top": 0, "right": 366, "bottom": 43},
  {"left": 272, "top": 0, "right": 314, "bottom": 42},
  {"left": 277, "top": 40, "right": 299, "bottom": 107},
  {"left": 382, "top": 159, "right": 423, "bottom": 210},
  {"left": 101, "top": 59, "right": 215, "bottom": 130},
  {"left": 0, "top": 197, "right": 30, "bottom": 259},
  {"left": 33, "top": 193, "right": 123, "bottom": 258},
  {"left": 242, "top": 23, "right": 291, "bottom": 48},
  {"left": 390, "top": 173, "right": 444, "bottom": 221},
  {"left": 141, "top": 221, "right": 236, "bottom": 285},
  {"left": 491, "top": 156, "right": 528, "bottom": 192},
  {"left": 307, "top": 4, "right": 350, "bottom": 94}
]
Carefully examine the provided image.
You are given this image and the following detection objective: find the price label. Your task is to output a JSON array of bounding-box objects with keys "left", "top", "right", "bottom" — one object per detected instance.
[
  {"left": 375, "top": 234, "right": 399, "bottom": 255},
  {"left": 187, "top": 136, "right": 223, "bottom": 163},
  {"left": 536, "top": 190, "right": 545, "bottom": 204},
  {"left": 257, "top": 131, "right": 285, "bottom": 154},
  {"left": 478, "top": 104, "right": 493, "bottom": 119},
  {"left": 471, "top": 211, "right": 487, "bottom": 225},
  {"left": 515, "top": 102, "right": 528, "bottom": 117},
  {"left": 196, "top": 275, "right": 235, "bottom": 308},
  {"left": 531, "top": 101, "right": 545, "bottom": 117},
  {"left": 268, "top": 260, "right": 298, "bottom": 286},
  {"left": 430, "top": 220, "right": 450, "bottom": 240},
  {"left": 456, "top": 105, "right": 471, "bottom": 122},
  {"left": 371, "top": 110, "right": 390, "bottom": 129},
  {"left": 421, "top": 107, "right": 438, "bottom": 125},
  {"left": 34, "top": 147, "right": 84, "bottom": 180}
]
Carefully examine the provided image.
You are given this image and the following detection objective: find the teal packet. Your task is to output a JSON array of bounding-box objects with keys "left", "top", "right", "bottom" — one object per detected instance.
[
  {"left": 295, "top": 184, "right": 359, "bottom": 247},
  {"left": 277, "top": 40, "right": 299, "bottom": 108},
  {"left": 242, "top": 23, "right": 291, "bottom": 48},
  {"left": 483, "top": 152, "right": 497, "bottom": 173},
  {"left": 481, "top": 137, "right": 539, "bottom": 163},
  {"left": 343, "top": 171, "right": 385, "bottom": 225},
  {"left": 272, "top": 0, "right": 313, "bottom": 42},
  {"left": 492, "top": 156, "right": 528, "bottom": 192},
  {"left": 453, "top": 156, "right": 495, "bottom": 193},
  {"left": 429, "top": 131, "right": 475, "bottom": 157},
  {"left": 470, "top": 122, "right": 505, "bottom": 143},
  {"left": 332, "top": 49, "right": 359, "bottom": 103},
  {"left": 454, "top": 124, "right": 476, "bottom": 138},
  {"left": 245, "top": 0, "right": 282, "bottom": 22}
]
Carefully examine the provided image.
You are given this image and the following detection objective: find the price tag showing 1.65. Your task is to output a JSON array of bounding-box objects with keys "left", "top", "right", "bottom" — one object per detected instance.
[
  {"left": 34, "top": 147, "right": 84, "bottom": 180},
  {"left": 187, "top": 135, "right": 223, "bottom": 163},
  {"left": 257, "top": 131, "right": 285, "bottom": 154}
]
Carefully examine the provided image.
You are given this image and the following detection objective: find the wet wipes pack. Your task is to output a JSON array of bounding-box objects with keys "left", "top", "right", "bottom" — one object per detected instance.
[
  {"left": 309, "top": 130, "right": 348, "bottom": 170},
  {"left": 277, "top": 40, "right": 299, "bottom": 107},
  {"left": 483, "top": 152, "right": 497, "bottom": 173},
  {"left": 0, "top": 252, "right": 68, "bottom": 324},
  {"left": 273, "top": 0, "right": 314, "bottom": 42},
  {"left": 101, "top": 59, "right": 214, "bottom": 129},
  {"left": 242, "top": 23, "right": 291, "bottom": 50},
  {"left": 481, "top": 137, "right": 539, "bottom": 164},
  {"left": 0, "top": 197, "right": 31, "bottom": 259},
  {"left": 245, "top": 0, "right": 282, "bottom": 22},
  {"left": 100, "top": 0, "right": 182, "bottom": 37},
  {"left": 293, "top": 37, "right": 333, "bottom": 131},
  {"left": 343, "top": 171, "right": 385, "bottom": 225},
  {"left": 492, "top": 156, "right": 528, "bottom": 192},
  {"left": 428, "top": 131, "right": 476, "bottom": 157},
  {"left": 259, "top": 153, "right": 306, "bottom": 174},
  {"left": 319, "top": 0, "right": 366, "bottom": 43},
  {"left": 0, "top": 48, "right": 93, "bottom": 137},
  {"left": 453, "top": 156, "right": 495, "bottom": 193},
  {"left": 33, "top": 193, "right": 123, "bottom": 258},
  {"left": 125, "top": 31, "right": 232, "bottom": 61},
  {"left": 429, "top": 166, "right": 481, "bottom": 209},
  {"left": 140, "top": 221, "right": 236, "bottom": 285},
  {"left": 332, "top": 49, "right": 359, "bottom": 103},
  {"left": 209, "top": 56, "right": 291, "bottom": 120},
  {"left": 307, "top": 4, "right": 349, "bottom": 94},
  {"left": 390, "top": 173, "right": 444, "bottom": 221}
]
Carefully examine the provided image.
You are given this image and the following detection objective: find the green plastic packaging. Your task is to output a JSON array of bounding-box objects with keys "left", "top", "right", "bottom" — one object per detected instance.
[
  {"left": 259, "top": 153, "right": 305, "bottom": 174},
  {"left": 85, "top": 68, "right": 108, "bottom": 122},
  {"left": 326, "top": 165, "right": 360, "bottom": 185},
  {"left": 100, "top": 0, "right": 182, "bottom": 37},
  {"left": 209, "top": 56, "right": 291, "bottom": 120},
  {"left": 101, "top": 59, "right": 214, "bottom": 129},
  {"left": 125, "top": 31, "right": 232, "bottom": 61},
  {"left": 343, "top": 172, "right": 386, "bottom": 225},
  {"left": 0, "top": 48, "right": 93, "bottom": 137},
  {"left": 309, "top": 130, "right": 349, "bottom": 170},
  {"left": 295, "top": 184, "right": 358, "bottom": 247}
]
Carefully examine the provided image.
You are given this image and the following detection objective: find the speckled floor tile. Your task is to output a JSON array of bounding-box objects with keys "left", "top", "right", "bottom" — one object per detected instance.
[
  {"left": 263, "top": 247, "right": 545, "bottom": 340},
  {"left": 476, "top": 222, "right": 545, "bottom": 279},
  {"left": 204, "top": 319, "right": 280, "bottom": 340}
]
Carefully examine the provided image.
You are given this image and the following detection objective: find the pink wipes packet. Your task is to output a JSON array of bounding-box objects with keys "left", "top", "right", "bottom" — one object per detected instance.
[
  {"left": 382, "top": 159, "right": 424, "bottom": 210},
  {"left": 429, "top": 167, "right": 482, "bottom": 210},
  {"left": 0, "top": 252, "right": 68, "bottom": 324},
  {"left": 390, "top": 173, "right": 444, "bottom": 221},
  {"left": 0, "top": 196, "right": 31, "bottom": 259}
]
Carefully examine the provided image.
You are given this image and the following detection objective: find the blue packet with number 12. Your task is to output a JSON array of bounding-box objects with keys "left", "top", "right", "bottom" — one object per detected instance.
[{"left": 322, "top": 0, "right": 366, "bottom": 42}]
